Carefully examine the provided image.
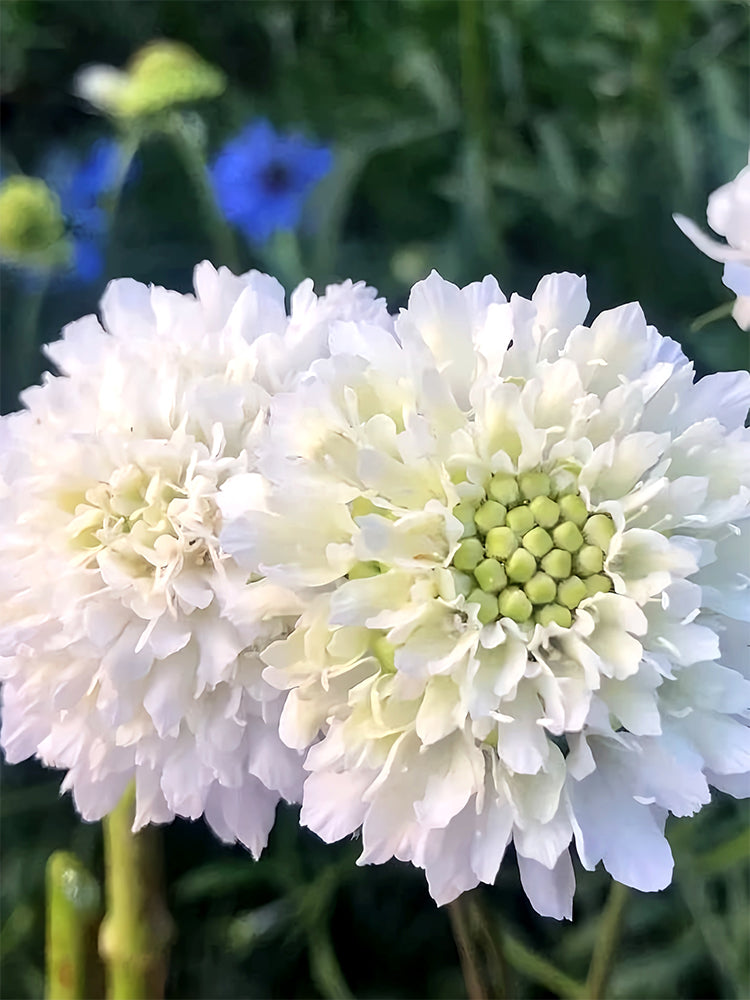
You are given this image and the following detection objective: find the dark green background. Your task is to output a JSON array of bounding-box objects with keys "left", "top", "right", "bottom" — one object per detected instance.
[{"left": 1, "top": 2, "right": 749, "bottom": 998}]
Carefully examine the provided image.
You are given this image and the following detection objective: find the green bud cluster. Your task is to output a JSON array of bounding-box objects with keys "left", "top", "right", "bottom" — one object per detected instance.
[{"left": 450, "top": 471, "right": 614, "bottom": 628}]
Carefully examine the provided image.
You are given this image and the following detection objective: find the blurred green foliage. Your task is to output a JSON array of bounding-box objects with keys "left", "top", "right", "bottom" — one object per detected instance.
[{"left": 1, "top": 1, "right": 749, "bottom": 998}]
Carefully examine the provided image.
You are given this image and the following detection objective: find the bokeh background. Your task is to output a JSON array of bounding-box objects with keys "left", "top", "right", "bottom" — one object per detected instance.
[{"left": 1, "top": 1, "right": 749, "bottom": 998}]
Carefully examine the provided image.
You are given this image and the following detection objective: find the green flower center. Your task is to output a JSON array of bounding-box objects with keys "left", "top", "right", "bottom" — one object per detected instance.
[{"left": 450, "top": 471, "right": 614, "bottom": 628}]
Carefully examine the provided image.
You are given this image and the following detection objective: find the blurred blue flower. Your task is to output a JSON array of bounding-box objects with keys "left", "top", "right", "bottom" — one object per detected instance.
[
  {"left": 49, "top": 139, "right": 126, "bottom": 282},
  {"left": 211, "top": 120, "right": 333, "bottom": 243}
]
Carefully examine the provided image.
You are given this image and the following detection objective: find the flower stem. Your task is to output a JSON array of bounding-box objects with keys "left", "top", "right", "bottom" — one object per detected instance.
[
  {"left": 448, "top": 890, "right": 508, "bottom": 1000},
  {"left": 99, "top": 784, "right": 173, "bottom": 1000},
  {"left": 166, "top": 116, "right": 239, "bottom": 271},
  {"left": 501, "top": 931, "right": 585, "bottom": 999},
  {"left": 584, "top": 879, "right": 629, "bottom": 1000},
  {"left": 45, "top": 851, "right": 102, "bottom": 1000}
]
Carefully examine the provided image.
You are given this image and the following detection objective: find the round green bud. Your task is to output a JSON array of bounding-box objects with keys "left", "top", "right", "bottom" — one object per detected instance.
[
  {"left": 585, "top": 573, "right": 613, "bottom": 597},
  {"left": 552, "top": 521, "right": 584, "bottom": 553},
  {"left": 541, "top": 548, "right": 572, "bottom": 580},
  {"left": 474, "top": 558, "right": 508, "bottom": 594},
  {"left": 474, "top": 500, "right": 506, "bottom": 534},
  {"left": 519, "top": 471, "right": 551, "bottom": 500},
  {"left": 584, "top": 513, "right": 615, "bottom": 551},
  {"left": 453, "top": 501, "right": 478, "bottom": 538},
  {"left": 523, "top": 526, "right": 554, "bottom": 558},
  {"left": 557, "top": 575, "right": 587, "bottom": 609},
  {"left": 575, "top": 544, "right": 604, "bottom": 576},
  {"left": 0, "top": 177, "right": 65, "bottom": 259},
  {"left": 488, "top": 472, "right": 520, "bottom": 506},
  {"left": 486, "top": 526, "right": 518, "bottom": 560},
  {"left": 535, "top": 604, "right": 572, "bottom": 628},
  {"left": 506, "top": 505, "right": 535, "bottom": 536},
  {"left": 506, "top": 548, "right": 537, "bottom": 584},
  {"left": 498, "top": 587, "right": 533, "bottom": 623},
  {"left": 558, "top": 494, "right": 588, "bottom": 527},
  {"left": 372, "top": 635, "right": 396, "bottom": 673},
  {"left": 453, "top": 537, "right": 485, "bottom": 572},
  {"left": 348, "top": 560, "right": 381, "bottom": 580},
  {"left": 529, "top": 495, "right": 559, "bottom": 528},
  {"left": 450, "top": 569, "right": 474, "bottom": 598},
  {"left": 467, "top": 588, "right": 500, "bottom": 625},
  {"left": 524, "top": 571, "right": 557, "bottom": 605}
]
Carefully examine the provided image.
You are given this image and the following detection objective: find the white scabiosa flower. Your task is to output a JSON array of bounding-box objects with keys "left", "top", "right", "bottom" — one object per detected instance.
[
  {"left": 221, "top": 270, "right": 750, "bottom": 916},
  {"left": 0, "top": 261, "right": 390, "bottom": 855},
  {"left": 674, "top": 151, "right": 750, "bottom": 330}
]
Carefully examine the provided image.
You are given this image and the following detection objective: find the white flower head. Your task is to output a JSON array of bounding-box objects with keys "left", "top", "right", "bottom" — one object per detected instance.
[
  {"left": 0, "top": 261, "right": 389, "bottom": 855},
  {"left": 222, "top": 270, "right": 750, "bottom": 916},
  {"left": 674, "top": 151, "right": 750, "bottom": 330}
]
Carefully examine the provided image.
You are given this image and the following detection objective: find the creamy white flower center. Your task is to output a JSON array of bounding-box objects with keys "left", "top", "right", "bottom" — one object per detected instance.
[
  {"left": 449, "top": 471, "right": 613, "bottom": 628},
  {"left": 65, "top": 462, "right": 220, "bottom": 588}
]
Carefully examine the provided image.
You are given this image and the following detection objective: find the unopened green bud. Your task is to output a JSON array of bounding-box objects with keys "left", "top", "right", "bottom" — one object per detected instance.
[
  {"left": 558, "top": 494, "right": 588, "bottom": 527},
  {"left": 498, "top": 587, "right": 533, "bottom": 623},
  {"left": 535, "top": 604, "right": 572, "bottom": 628},
  {"left": 529, "top": 495, "right": 559, "bottom": 528},
  {"left": 523, "top": 526, "right": 553, "bottom": 558},
  {"left": 506, "top": 548, "right": 536, "bottom": 584},
  {"left": 553, "top": 521, "right": 584, "bottom": 553},
  {"left": 585, "top": 573, "right": 613, "bottom": 597},
  {"left": 584, "top": 513, "right": 615, "bottom": 551},
  {"left": 488, "top": 472, "right": 520, "bottom": 506},
  {"left": 372, "top": 635, "right": 396, "bottom": 672},
  {"left": 450, "top": 569, "right": 474, "bottom": 598},
  {"left": 474, "top": 500, "right": 506, "bottom": 534},
  {"left": 541, "top": 548, "right": 572, "bottom": 579},
  {"left": 348, "top": 561, "right": 381, "bottom": 580},
  {"left": 453, "top": 501, "right": 478, "bottom": 538},
  {"left": 0, "top": 177, "right": 65, "bottom": 259},
  {"left": 486, "top": 526, "right": 518, "bottom": 560},
  {"left": 575, "top": 544, "right": 604, "bottom": 576},
  {"left": 474, "top": 559, "right": 507, "bottom": 594},
  {"left": 557, "top": 575, "right": 587, "bottom": 609},
  {"left": 467, "top": 588, "right": 500, "bottom": 625},
  {"left": 453, "top": 537, "right": 484, "bottom": 572},
  {"left": 506, "top": 505, "right": 535, "bottom": 536},
  {"left": 524, "top": 571, "right": 557, "bottom": 605},
  {"left": 519, "top": 471, "right": 551, "bottom": 500}
]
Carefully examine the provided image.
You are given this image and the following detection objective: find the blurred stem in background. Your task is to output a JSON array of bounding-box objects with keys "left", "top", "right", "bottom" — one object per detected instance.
[
  {"left": 457, "top": 0, "right": 496, "bottom": 270},
  {"left": 584, "top": 879, "right": 629, "bottom": 1000},
  {"left": 45, "top": 851, "right": 102, "bottom": 1000},
  {"left": 448, "top": 890, "right": 508, "bottom": 1000},
  {"left": 13, "top": 274, "right": 49, "bottom": 392},
  {"left": 165, "top": 115, "right": 239, "bottom": 272},
  {"left": 99, "top": 784, "right": 173, "bottom": 1000}
]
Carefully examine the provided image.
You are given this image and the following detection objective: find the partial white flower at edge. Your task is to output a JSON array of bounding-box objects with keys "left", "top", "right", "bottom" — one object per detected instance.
[
  {"left": 674, "top": 151, "right": 750, "bottom": 330},
  {"left": 0, "top": 261, "right": 391, "bottom": 855},
  {"left": 220, "top": 269, "right": 750, "bottom": 918}
]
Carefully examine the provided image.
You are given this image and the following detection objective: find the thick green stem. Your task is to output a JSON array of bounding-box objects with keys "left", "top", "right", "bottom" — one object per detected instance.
[
  {"left": 584, "top": 879, "right": 629, "bottom": 1000},
  {"left": 99, "top": 785, "right": 173, "bottom": 1000},
  {"left": 448, "top": 890, "right": 508, "bottom": 1000},
  {"left": 46, "top": 851, "right": 102, "bottom": 1000}
]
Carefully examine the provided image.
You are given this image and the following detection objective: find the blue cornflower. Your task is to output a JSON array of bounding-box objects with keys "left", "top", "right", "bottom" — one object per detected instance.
[
  {"left": 50, "top": 139, "right": 125, "bottom": 282},
  {"left": 210, "top": 120, "right": 333, "bottom": 243}
]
